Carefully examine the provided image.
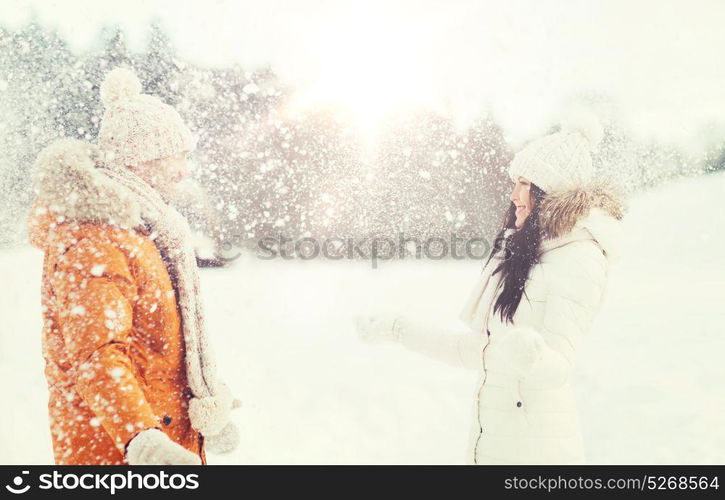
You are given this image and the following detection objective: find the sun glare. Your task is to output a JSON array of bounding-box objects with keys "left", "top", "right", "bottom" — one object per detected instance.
[{"left": 284, "top": 13, "right": 440, "bottom": 137}]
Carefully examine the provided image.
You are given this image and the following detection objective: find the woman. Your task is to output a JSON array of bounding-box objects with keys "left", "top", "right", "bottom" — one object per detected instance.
[
  {"left": 28, "top": 68, "right": 240, "bottom": 465},
  {"left": 355, "top": 117, "right": 626, "bottom": 464}
]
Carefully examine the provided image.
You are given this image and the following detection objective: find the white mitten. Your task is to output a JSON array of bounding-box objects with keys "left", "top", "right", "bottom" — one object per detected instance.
[
  {"left": 204, "top": 420, "right": 240, "bottom": 454},
  {"left": 353, "top": 314, "right": 403, "bottom": 344},
  {"left": 485, "top": 327, "right": 545, "bottom": 379},
  {"left": 126, "top": 428, "right": 201, "bottom": 465}
]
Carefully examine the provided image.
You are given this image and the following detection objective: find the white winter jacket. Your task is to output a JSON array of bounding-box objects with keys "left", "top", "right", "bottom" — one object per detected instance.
[{"left": 395, "top": 182, "right": 625, "bottom": 464}]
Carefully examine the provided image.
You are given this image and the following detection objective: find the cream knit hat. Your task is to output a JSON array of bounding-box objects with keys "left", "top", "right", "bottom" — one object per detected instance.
[
  {"left": 98, "top": 68, "right": 197, "bottom": 168},
  {"left": 508, "top": 112, "right": 604, "bottom": 193}
]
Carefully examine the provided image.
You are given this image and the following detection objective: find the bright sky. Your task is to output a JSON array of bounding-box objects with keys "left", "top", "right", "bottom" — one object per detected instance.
[{"left": 2, "top": 0, "right": 725, "bottom": 146}]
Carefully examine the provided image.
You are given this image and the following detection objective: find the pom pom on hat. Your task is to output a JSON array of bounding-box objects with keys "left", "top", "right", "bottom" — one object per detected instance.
[
  {"left": 100, "top": 67, "right": 142, "bottom": 107},
  {"left": 561, "top": 109, "right": 604, "bottom": 152}
]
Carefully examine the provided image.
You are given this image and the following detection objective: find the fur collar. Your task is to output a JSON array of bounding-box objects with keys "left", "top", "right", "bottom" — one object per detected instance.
[
  {"left": 537, "top": 180, "right": 627, "bottom": 260},
  {"left": 29, "top": 139, "right": 144, "bottom": 246},
  {"left": 32, "top": 138, "right": 144, "bottom": 227}
]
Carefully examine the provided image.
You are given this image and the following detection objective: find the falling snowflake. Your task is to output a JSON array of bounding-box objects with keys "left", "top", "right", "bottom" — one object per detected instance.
[{"left": 90, "top": 264, "right": 106, "bottom": 277}]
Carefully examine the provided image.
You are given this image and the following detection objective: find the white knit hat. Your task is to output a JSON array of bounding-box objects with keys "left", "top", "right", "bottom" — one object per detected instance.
[
  {"left": 98, "top": 68, "right": 197, "bottom": 168},
  {"left": 508, "top": 112, "right": 604, "bottom": 193}
]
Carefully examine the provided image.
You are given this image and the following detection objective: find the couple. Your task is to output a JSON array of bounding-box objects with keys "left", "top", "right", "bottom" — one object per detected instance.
[{"left": 29, "top": 68, "right": 625, "bottom": 465}]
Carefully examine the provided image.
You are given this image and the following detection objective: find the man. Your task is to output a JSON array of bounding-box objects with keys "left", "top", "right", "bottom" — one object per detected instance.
[{"left": 28, "top": 68, "right": 239, "bottom": 465}]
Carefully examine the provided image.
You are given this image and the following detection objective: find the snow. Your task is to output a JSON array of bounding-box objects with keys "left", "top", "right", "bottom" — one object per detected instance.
[
  {"left": 242, "top": 83, "right": 259, "bottom": 95},
  {"left": 70, "top": 305, "right": 86, "bottom": 316},
  {"left": 109, "top": 367, "right": 124, "bottom": 382},
  {"left": 1, "top": 172, "right": 724, "bottom": 464},
  {"left": 90, "top": 264, "right": 106, "bottom": 277}
]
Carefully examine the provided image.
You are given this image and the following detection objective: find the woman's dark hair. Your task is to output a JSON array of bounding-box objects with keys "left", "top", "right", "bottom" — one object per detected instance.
[{"left": 484, "top": 183, "right": 547, "bottom": 324}]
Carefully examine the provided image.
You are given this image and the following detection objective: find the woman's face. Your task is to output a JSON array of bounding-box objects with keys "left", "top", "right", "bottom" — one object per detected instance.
[{"left": 510, "top": 176, "right": 534, "bottom": 229}]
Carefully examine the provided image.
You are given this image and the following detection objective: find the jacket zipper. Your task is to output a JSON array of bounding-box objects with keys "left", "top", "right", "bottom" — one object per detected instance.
[
  {"left": 471, "top": 252, "right": 505, "bottom": 464},
  {"left": 472, "top": 329, "right": 491, "bottom": 464}
]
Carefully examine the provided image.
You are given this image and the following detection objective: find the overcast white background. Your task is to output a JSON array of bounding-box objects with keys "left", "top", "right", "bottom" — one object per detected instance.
[{"left": 2, "top": 0, "right": 724, "bottom": 146}]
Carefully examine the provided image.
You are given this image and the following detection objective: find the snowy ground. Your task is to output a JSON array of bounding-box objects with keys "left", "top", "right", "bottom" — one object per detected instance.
[{"left": 1, "top": 172, "right": 724, "bottom": 464}]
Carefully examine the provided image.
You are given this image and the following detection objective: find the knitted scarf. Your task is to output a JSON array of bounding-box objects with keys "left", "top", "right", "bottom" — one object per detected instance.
[{"left": 99, "top": 165, "right": 219, "bottom": 400}]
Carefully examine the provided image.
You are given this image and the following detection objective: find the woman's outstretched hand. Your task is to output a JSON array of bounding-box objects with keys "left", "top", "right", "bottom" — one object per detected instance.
[{"left": 353, "top": 314, "right": 403, "bottom": 344}]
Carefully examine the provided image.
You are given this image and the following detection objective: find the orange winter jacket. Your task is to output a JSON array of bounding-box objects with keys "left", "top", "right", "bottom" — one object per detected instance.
[{"left": 29, "top": 207, "right": 206, "bottom": 465}]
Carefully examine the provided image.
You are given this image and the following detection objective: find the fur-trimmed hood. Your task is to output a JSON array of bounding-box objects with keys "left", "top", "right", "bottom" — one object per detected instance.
[
  {"left": 28, "top": 138, "right": 144, "bottom": 249},
  {"left": 537, "top": 180, "right": 627, "bottom": 260}
]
